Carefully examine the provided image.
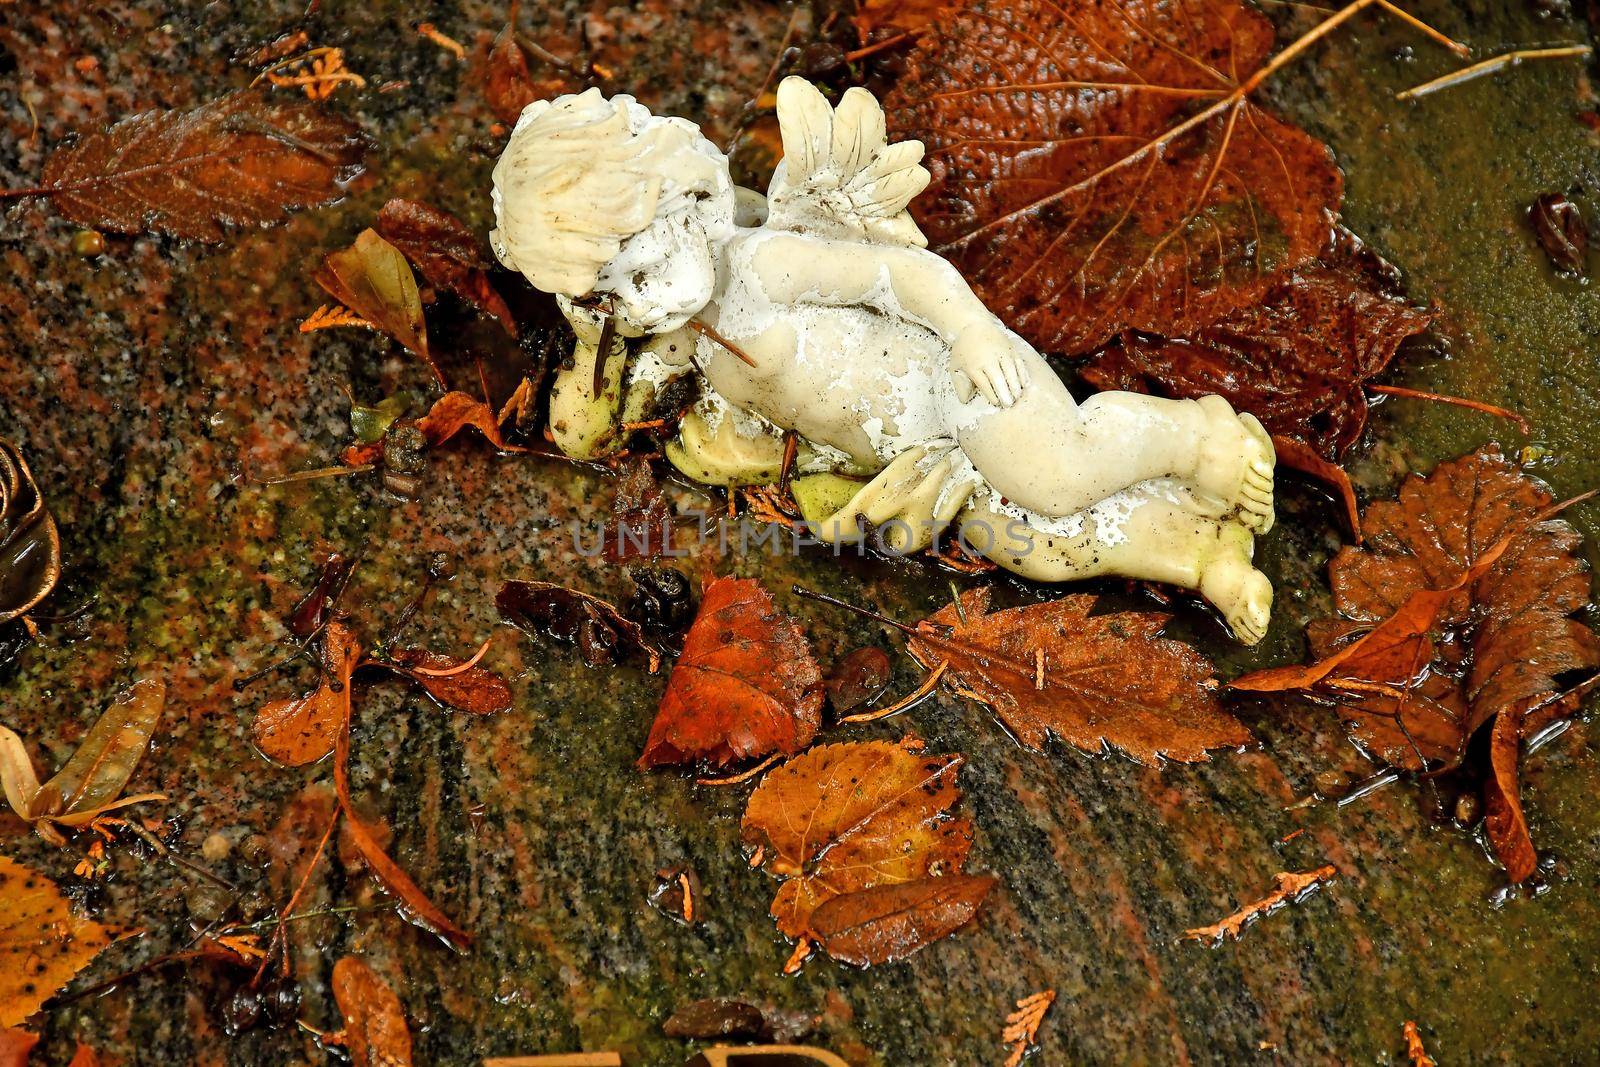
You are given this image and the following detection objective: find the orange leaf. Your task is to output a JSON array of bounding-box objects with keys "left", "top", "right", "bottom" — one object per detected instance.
[
  {"left": 741, "top": 739, "right": 972, "bottom": 938},
  {"left": 0, "top": 856, "right": 117, "bottom": 1027},
  {"left": 331, "top": 957, "right": 414, "bottom": 1067},
  {"left": 887, "top": 0, "right": 1341, "bottom": 355},
  {"left": 387, "top": 647, "right": 512, "bottom": 715},
  {"left": 64, "top": 1043, "right": 100, "bottom": 1067},
  {"left": 0, "top": 1029, "right": 38, "bottom": 1067},
  {"left": 29, "top": 90, "right": 367, "bottom": 241},
  {"left": 1002, "top": 990, "right": 1056, "bottom": 1067},
  {"left": 807, "top": 873, "right": 996, "bottom": 967},
  {"left": 253, "top": 621, "right": 360, "bottom": 767},
  {"left": 908, "top": 588, "right": 1247, "bottom": 765},
  {"left": 1180, "top": 865, "right": 1337, "bottom": 944},
  {"left": 314, "top": 230, "right": 436, "bottom": 384},
  {"left": 375, "top": 199, "right": 516, "bottom": 336},
  {"left": 1403, "top": 1021, "right": 1436, "bottom": 1067},
  {"left": 412, "top": 391, "right": 528, "bottom": 454},
  {"left": 853, "top": 0, "right": 947, "bottom": 37},
  {"left": 640, "top": 577, "right": 822, "bottom": 769}
]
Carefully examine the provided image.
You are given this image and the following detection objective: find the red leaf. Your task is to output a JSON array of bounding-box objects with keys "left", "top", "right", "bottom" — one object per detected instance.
[
  {"left": 253, "top": 620, "right": 360, "bottom": 767},
  {"left": 808, "top": 873, "right": 996, "bottom": 967},
  {"left": 331, "top": 957, "right": 414, "bottom": 1067},
  {"left": 639, "top": 578, "right": 822, "bottom": 769},
  {"left": 33, "top": 90, "right": 367, "bottom": 241},
  {"left": 388, "top": 647, "right": 512, "bottom": 715},
  {"left": 0, "top": 1030, "right": 38, "bottom": 1067},
  {"left": 886, "top": 0, "right": 1341, "bottom": 355},
  {"left": 374, "top": 199, "right": 516, "bottom": 336},
  {"left": 485, "top": 23, "right": 539, "bottom": 125}
]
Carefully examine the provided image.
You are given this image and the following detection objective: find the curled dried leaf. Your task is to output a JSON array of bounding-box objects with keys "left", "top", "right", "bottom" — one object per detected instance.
[
  {"left": 331, "top": 957, "right": 413, "bottom": 1067},
  {"left": 1528, "top": 193, "right": 1588, "bottom": 275},
  {"left": 0, "top": 440, "right": 61, "bottom": 624},
  {"left": 497, "top": 579, "right": 660, "bottom": 670},
  {"left": 314, "top": 230, "right": 435, "bottom": 383},
  {"left": 1181, "top": 865, "right": 1337, "bottom": 944}
]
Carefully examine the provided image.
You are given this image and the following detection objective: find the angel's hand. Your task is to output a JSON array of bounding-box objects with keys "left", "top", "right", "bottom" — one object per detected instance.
[{"left": 951, "top": 325, "right": 1032, "bottom": 408}]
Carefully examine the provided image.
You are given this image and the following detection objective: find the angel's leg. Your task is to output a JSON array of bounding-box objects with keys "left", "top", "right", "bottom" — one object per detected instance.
[
  {"left": 958, "top": 485, "right": 1272, "bottom": 644},
  {"left": 945, "top": 366, "right": 1274, "bottom": 532}
]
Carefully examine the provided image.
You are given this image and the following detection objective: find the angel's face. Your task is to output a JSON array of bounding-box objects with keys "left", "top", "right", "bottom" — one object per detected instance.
[{"left": 595, "top": 186, "right": 734, "bottom": 335}]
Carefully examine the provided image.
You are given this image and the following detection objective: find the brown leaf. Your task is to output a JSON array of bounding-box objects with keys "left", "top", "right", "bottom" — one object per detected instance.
[
  {"left": 854, "top": 0, "right": 948, "bottom": 37},
  {"left": 741, "top": 739, "right": 973, "bottom": 938},
  {"left": 0, "top": 1029, "right": 38, "bottom": 1067},
  {"left": 374, "top": 199, "right": 516, "bottom": 335},
  {"left": 32, "top": 679, "right": 165, "bottom": 828},
  {"left": 0, "top": 855, "right": 116, "bottom": 1026},
  {"left": 886, "top": 0, "right": 1341, "bottom": 355},
  {"left": 808, "top": 873, "right": 996, "bottom": 967},
  {"left": 314, "top": 230, "right": 434, "bottom": 382},
  {"left": 640, "top": 578, "right": 822, "bottom": 769},
  {"left": 908, "top": 588, "right": 1247, "bottom": 765},
  {"left": 485, "top": 22, "right": 539, "bottom": 125},
  {"left": 824, "top": 646, "right": 892, "bottom": 714},
  {"left": 1403, "top": 1021, "right": 1436, "bottom": 1067},
  {"left": 387, "top": 647, "right": 513, "bottom": 715},
  {"left": 34, "top": 90, "right": 366, "bottom": 242},
  {"left": 602, "top": 459, "right": 676, "bottom": 563},
  {"left": 662, "top": 999, "right": 768, "bottom": 1041},
  {"left": 497, "top": 579, "right": 661, "bottom": 670},
  {"left": 331, "top": 957, "right": 413, "bottom": 1067},
  {"left": 0, "top": 440, "right": 61, "bottom": 624},
  {"left": 1483, "top": 701, "right": 1538, "bottom": 884},
  {"left": 1528, "top": 192, "right": 1588, "bottom": 275},
  {"left": 1180, "top": 865, "right": 1337, "bottom": 943},
  {"left": 253, "top": 621, "right": 360, "bottom": 767},
  {"left": 1081, "top": 262, "right": 1434, "bottom": 463}
]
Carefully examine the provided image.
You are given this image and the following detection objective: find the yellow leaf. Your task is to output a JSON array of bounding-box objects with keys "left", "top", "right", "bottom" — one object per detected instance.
[{"left": 0, "top": 855, "right": 116, "bottom": 1026}]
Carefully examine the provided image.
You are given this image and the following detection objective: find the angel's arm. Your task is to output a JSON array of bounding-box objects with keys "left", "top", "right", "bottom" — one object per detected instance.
[{"left": 747, "top": 232, "right": 1032, "bottom": 406}]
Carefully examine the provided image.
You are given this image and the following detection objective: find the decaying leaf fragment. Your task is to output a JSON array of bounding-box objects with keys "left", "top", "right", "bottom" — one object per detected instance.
[
  {"left": 329, "top": 957, "right": 413, "bottom": 1067},
  {"left": 314, "top": 230, "right": 436, "bottom": 383},
  {"left": 1180, "top": 865, "right": 1337, "bottom": 944},
  {"left": 2, "top": 679, "right": 166, "bottom": 844},
  {"left": 1232, "top": 447, "right": 1600, "bottom": 882},
  {"left": 907, "top": 588, "right": 1247, "bottom": 764},
  {"left": 742, "top": 738, "right": 984, "bottom": 964},
  {"left": 0, "top": 855, "right": 118, "bottom": 1026},
  {"left": 374, "top": 199, "right": 516, "bottom": 335},
  {"left": 497, "top": 579, "right": 661, "bottom": 670},
  {"left": 886, "top": 0, "right": 1342, "bottom": 355},
  {"left": 0, "top": 440, "right": 61, "bottom": 625},
  {"left": 252, "top": 621, "right": 360, "bottom": 767},
  {"left": 342, "top": 391, "right": 531, "bottom": 466},
  {"left": 21, "top": 91, "right": 367, "bottom": 242},
  {"left": 384, "top": 647, "right": 513, "bottom": 715},
  {"left": 640, "top": 577, "right": 822, "bottom": 769}
]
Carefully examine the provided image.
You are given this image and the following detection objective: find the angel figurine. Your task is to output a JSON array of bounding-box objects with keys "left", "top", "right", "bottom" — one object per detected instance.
[{"left": 489, "top": 78, "right": 1277, "bottom": 643}]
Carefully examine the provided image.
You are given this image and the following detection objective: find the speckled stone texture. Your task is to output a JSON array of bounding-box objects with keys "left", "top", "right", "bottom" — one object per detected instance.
[{"left": 3, "top": 1, "right": 1600, "bottom": 1065}]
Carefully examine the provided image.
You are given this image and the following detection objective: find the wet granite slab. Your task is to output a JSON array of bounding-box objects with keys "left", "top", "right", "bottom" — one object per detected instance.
[{"left": 2, "top": 0, "right": 1600, "bottom": 1064}]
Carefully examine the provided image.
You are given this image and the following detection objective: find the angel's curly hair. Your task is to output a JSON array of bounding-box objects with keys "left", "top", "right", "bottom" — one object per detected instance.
[{"left": 490, "top": 88, "right": 733, "bottom": 297}]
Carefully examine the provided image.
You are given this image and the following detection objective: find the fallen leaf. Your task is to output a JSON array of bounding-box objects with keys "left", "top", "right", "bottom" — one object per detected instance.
[
  {"left": 287, "top": 552, "right": 357, "bottom": 638},
  {"left": 741, "top": 738, "right": 972, "bottom": 938},
  {"left": 386, "top": 647, "right": 512, "bottom": 715},
  {"left": 0, "top": 1030, "right": 36, "bottom": 1067},
  {"left": 0, "top": 855, "right": 117, "bottom": 1026},
  {"left": 2, "top": 680, "right": 167, "bottom": 842},
  {"left": 374, "top": 199, "right": 516, "bottom": 335},
  {"left": 807, "top": 873, "right": 996, "bottom": 966},
  {"left": 314, "top": 230, "right": 435, "bottom": 383},
  {"left": 1081, "top": 261, "right": 1434, "bottom": 464},
  {"left": 1001, "top": 990, "right": 1056, "bottom": 1067},
  {"left": 823, "top": 646, "right": 893, "bottom": 714},
  {"left": 1181, "top": 865, "right": 1337, "bottom": 943},
  {"left": 27, "top": 90, "right": 367, "bottom": 242},
  {"left": 854, "top": 0, "right": 947, "bottom": 37},
  {"left": 497, "top": 579, "right": 661, "bottom": 670},
  {"left": 662, "top": 999, "right": 768, "bottom": 1041},
  {"left": 1231, "top": 447, "right": 1600, "bottom": 881},
  {"left": 0, "top": 439, "right": 61, "bottom": 624},
  {"left": 886, "top": 0, "right": 1341, "bottom": 355},
  {"left": 1403, "top": 1021, "right": 1436, "bottom": 1067},
  {"left": 602, "top": 459, "right": 676, "bottom": 563},
  {"left": 639, "top": 578, "right": 822, "bottom": 769},
  {"left": 253, "top": 621, "right": 360, "bottom": 767},
  {"left": 1528, "top": 192, "right": 1588, "bottom": 275},
  {"left": 907, "top": 588, "right": 1246, "bottom": 764},
  {"left": 485, "top": 19, "right": 540, "bottom": 125},
  {"left": 341, "top": 390, "right": 529, "bottom": 466},
  {"left": 64, "top": 1044, "right": 99, "bottom": 1067},
  {"left": 330, "top": 957, "right": 413, "bottom": 1067}
]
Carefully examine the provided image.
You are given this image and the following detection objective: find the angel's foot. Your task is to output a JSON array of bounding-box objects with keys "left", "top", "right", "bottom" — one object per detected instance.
[
  {"left": 1193, "top": 395, "right": 1276, "bottom": 534},
  {"left": 1199, "top": 522, "right": 1273, "bottom": 645}
]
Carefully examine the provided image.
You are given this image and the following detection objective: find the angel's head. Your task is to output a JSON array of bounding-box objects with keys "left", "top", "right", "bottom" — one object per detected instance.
[{"left": 491, "top": 88, "right": 736, "bottom": 334}]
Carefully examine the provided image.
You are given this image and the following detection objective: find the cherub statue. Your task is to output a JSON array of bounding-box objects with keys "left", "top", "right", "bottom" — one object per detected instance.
[{"left": 489, "top": 78, "right": 1277, "bottom": 642}]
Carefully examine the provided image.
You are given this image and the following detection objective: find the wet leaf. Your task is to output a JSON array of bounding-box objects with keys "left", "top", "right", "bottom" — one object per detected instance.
[
  {"left": 602, "top": 459, "right": 675, "bottom": 563},
  {"left": 1082, "top": 261, "right": 1434, "bottom": 464},
  {"left": 662, "top": 999, "right": 769, "bottom": 1041},
  {"left": 1528, "top": 192, "right": 1588, "bottom": 274},
  {"left": 741, "top": 738, "right": 973, "bottom": 938},
  {"left": 331, "top": 957, "right": 413, "bottom": 1067},
  {"left": 1404, "top": 1021, "right": 1437, "bottom": 1067},
  {"left": 1233, "top": 447, "right": 1600, "bottom": 882},
  {"left": 824, "top": 646, "right": 892, "bottom": 714},
  {"left": 807, "top": 873, "right": 996, "bottom": 967},
  {"left": 253, "top": 621, "right": 360, "bottom": 767},
  {"left": 387, "top": 647, "right": 513, "bottom": 715},
  {"left": 375, "top": 199, "right": 516, "bottom": 335},
  {"left": 349, "top": 393, "right": 414, "bottom": 446},
  {"left": 0, "top": 855, "right": 116, "bottom": 1026},
  {"left": 497, "top": 579, "right": 661, "bottom": 670},
  {"left": 886, "top": 0, "right": 1341, "bottom": 355},
  {"left": 640, "top": 578, "right": 822, "bottom": 769},
  {"left": 64, "top": 1044, "right": 99, "bottom": 1067},
  {"left": 908, "top": 588, "right": 1247, "bottom": 765},
  {"left": 314, "top": 230, "right": 435, "bottom": 383},
  {"left": 854, "top": 0, "right": 948, "bottom": 37},
  {"left": 485, "top": 18, "right": 551, "bottom": 126},
  {"left": 1181, "top": 865, "right": 1337, "bottom": 943},
  {"left": 0, "top": 440, "right": 61, "bottom": 624},
  {"left": 33, "top": 90, "right": 366, "bottom": 242},
  {"left": 287, "top": 552, "right": 357, "bottom": 638},
  {"left": 0, "top": 1029, "right": 38, "bottom": 1067}
]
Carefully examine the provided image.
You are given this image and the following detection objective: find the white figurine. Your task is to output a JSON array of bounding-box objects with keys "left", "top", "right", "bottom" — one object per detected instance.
[{"left": 490, "top": 78, "right": 1277, "bottom": 643}]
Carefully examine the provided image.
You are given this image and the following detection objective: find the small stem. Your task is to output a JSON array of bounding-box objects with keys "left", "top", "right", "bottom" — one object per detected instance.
[
  {"left": 687, "top": 318, "right": 759, "bottom": 368},
  {"left": 791, "top": 584, "right": 920, "bottom": 636},
  {"left": 844, "top": 31, "right": 921, "bottom": 64},
  {"left": 254, "top": 464, "right": 373, "bottom": 486},
  {"left": 1396, "top": 44, "right": 1591, "bottom": 101},
  {"left": 696, "top": 753, "right": 780, "bottom": 786},
  {"left": 839, "top": 661, "right": 948, "bottom": 724},
  {"left": 1367, "top": 384, "right": 1531, "bottom": 433},
  {"left": 405, "top": 634, "right": 494, "bottom": 676}
]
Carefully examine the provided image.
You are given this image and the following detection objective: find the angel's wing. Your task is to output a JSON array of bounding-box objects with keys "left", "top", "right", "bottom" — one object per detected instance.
[{"left": 764, "top": 77, "right": 930, "bottom": 248}]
